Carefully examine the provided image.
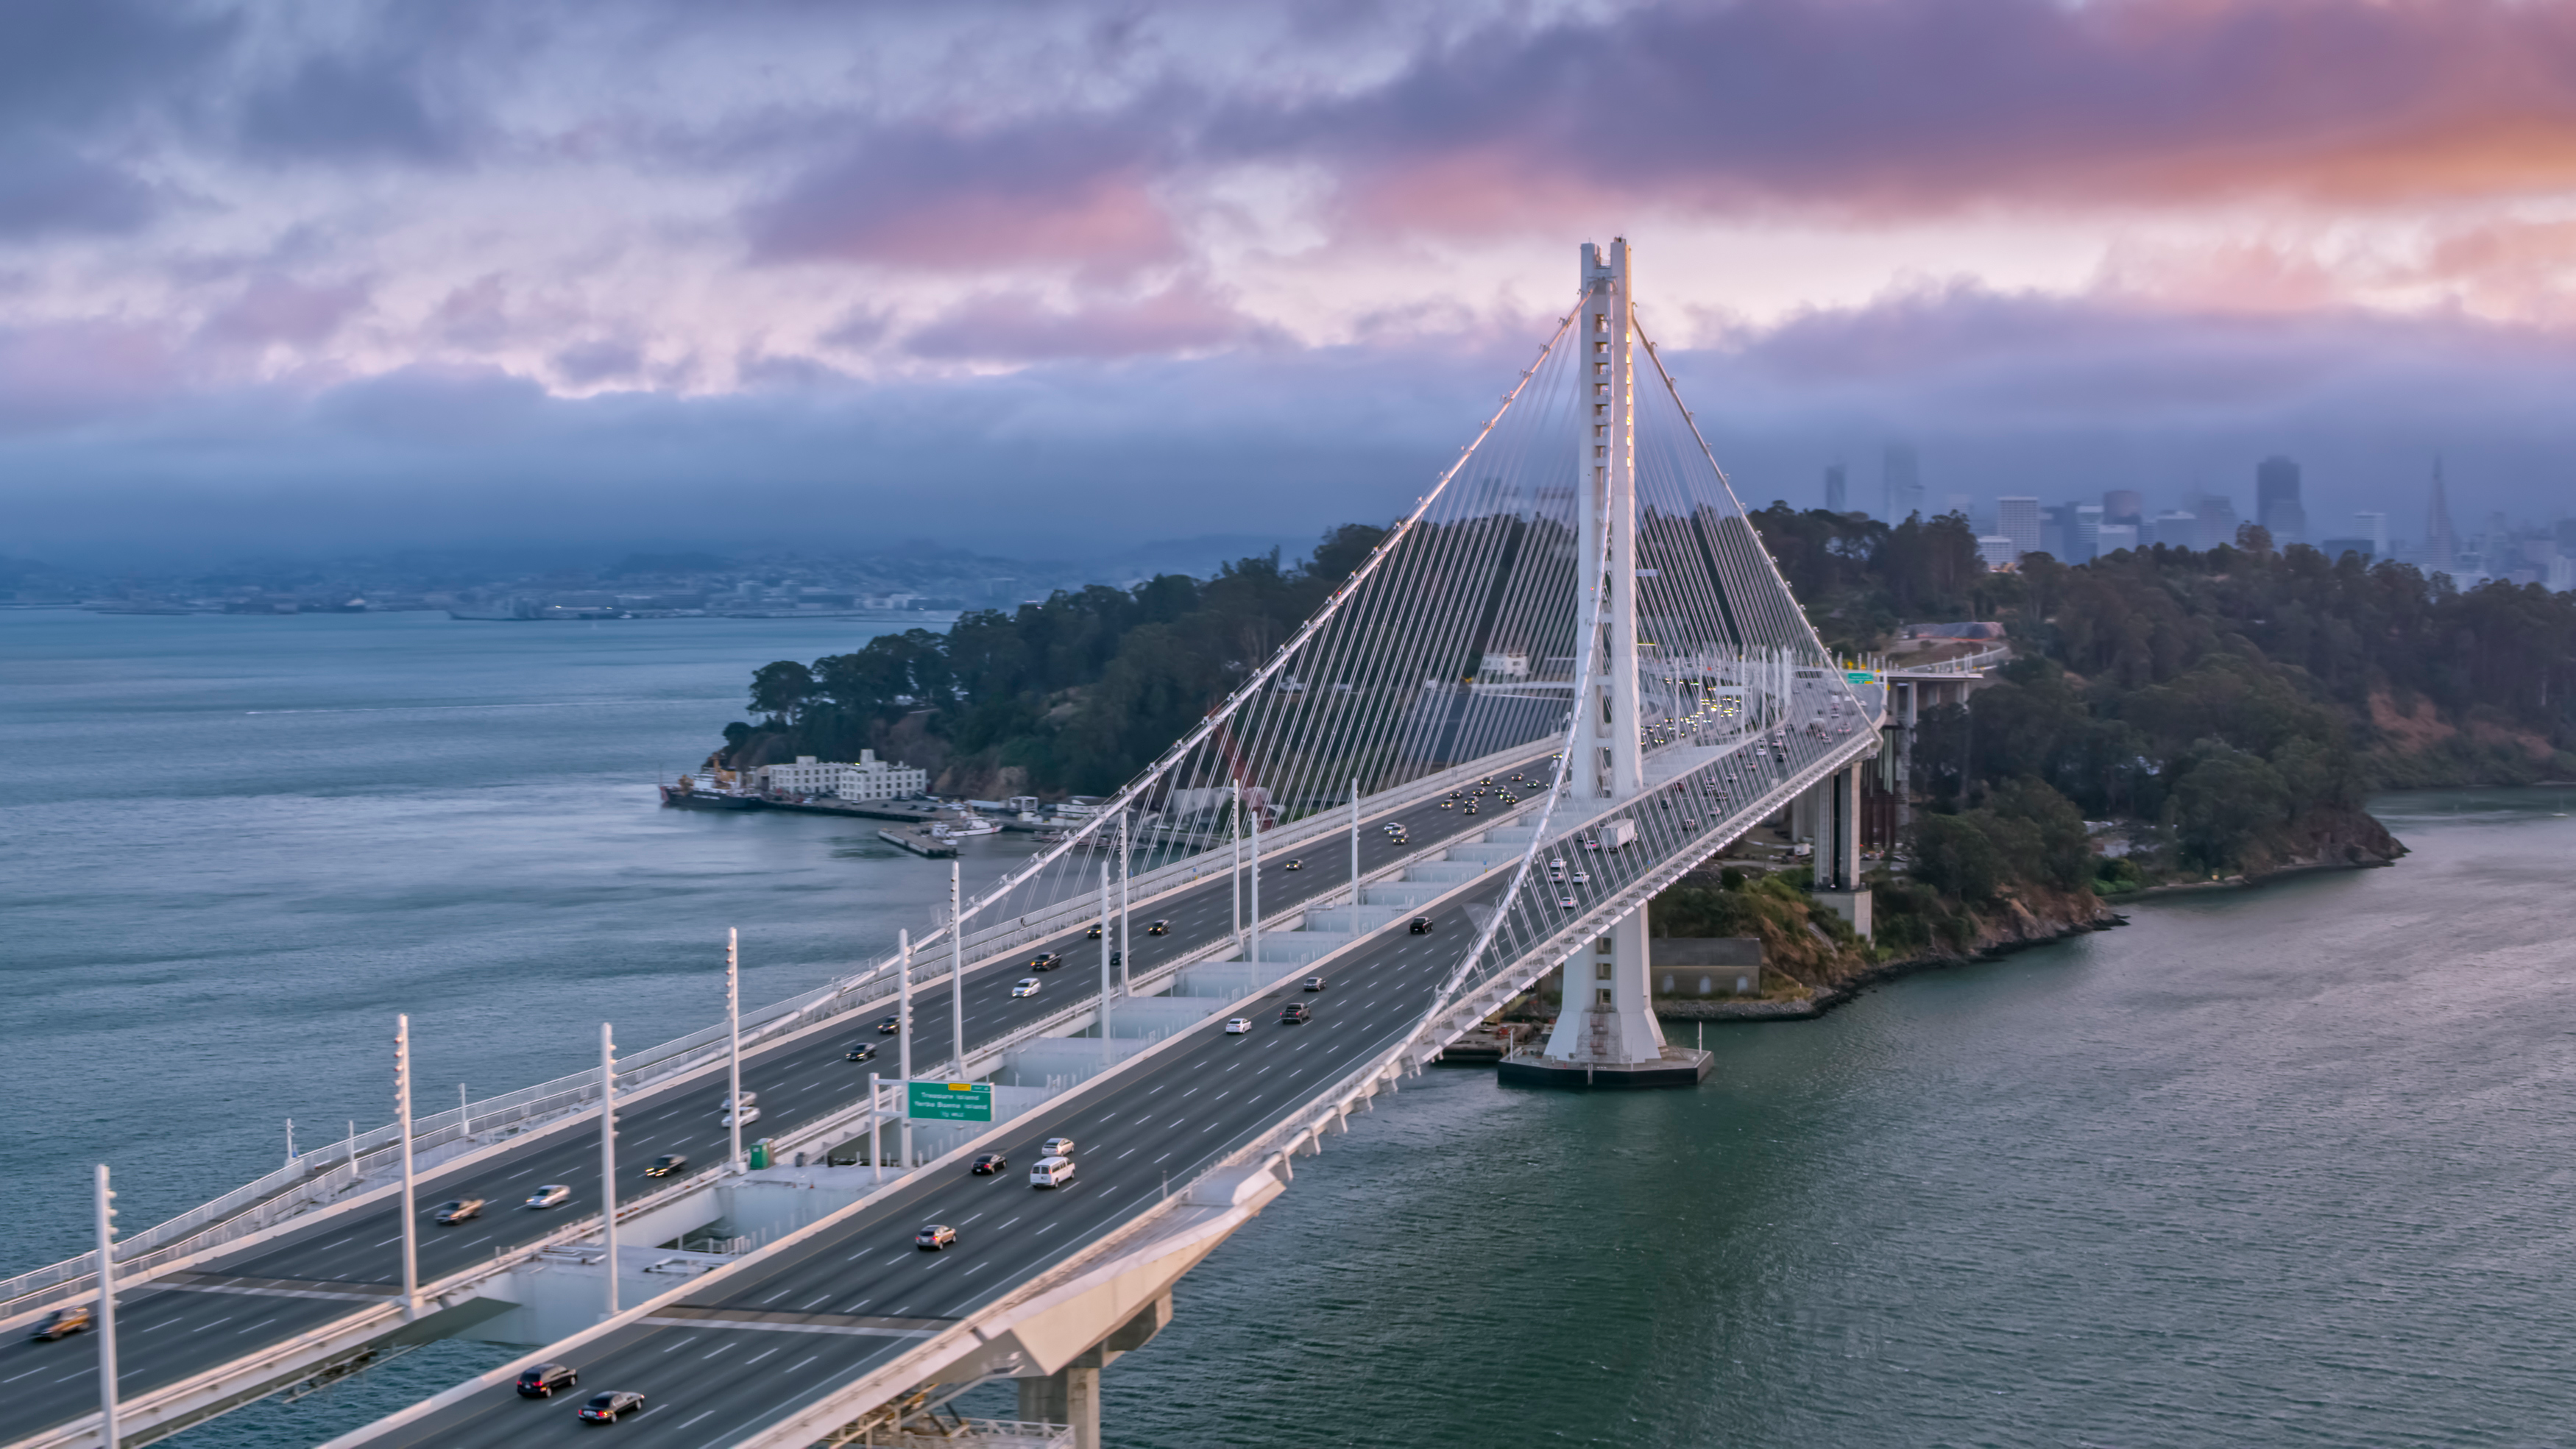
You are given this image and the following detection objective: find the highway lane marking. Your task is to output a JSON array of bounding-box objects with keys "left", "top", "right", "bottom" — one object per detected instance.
[
  {"left": 55, "top": 1370, "right": 87, "bottom": 1383},
  {"left": 1117, "top": 1148, "right": 1136, "bottom": 1160},
  {"left": 998, "top": 1217, "right": 1022, "bottom": 1230},
  {"left": 660, "top": 1335, "right": 703, "bottom": 1353},
  {"left": 3, "top": 1367, "right": 46, "bottom": 1384},
  {"left": 762, "top": 1288, "right": 796, "bottom": 1303},
  {"left": 703, "top": 1341, "right": 737, "bottom": 1358},
  {"left": 965, "top": 1262, "right": 987, "bottom": 1275},
  {"left": 675, "top": 1409, "right": 716, "bottom": 1431},
  {"left": 195, "top": 1317, "right": 233, "bottom": 1331},
  {"left": 788, "top": 1355, "right": 820, "bottom": 1372},
  {"left": 802, "top": 1294, "right": 833, "bottom": 1309},
  {"left": 375, "top": 1236, "right": 402, "bottom": 1247},
  {"left": 236, "top": 1317, "right": 281, "bottom": 1335}
]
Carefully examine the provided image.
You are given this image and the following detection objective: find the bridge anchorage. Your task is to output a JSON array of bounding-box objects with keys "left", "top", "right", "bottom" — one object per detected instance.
[{"left": 0, "top": 238, "right": 1898, "bottom": 1449}]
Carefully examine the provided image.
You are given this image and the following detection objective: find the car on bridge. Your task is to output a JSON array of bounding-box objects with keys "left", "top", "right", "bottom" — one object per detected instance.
[
  {"left": 844, "top": 1042, "right": 878, "bottom": 1063},
  {"left": 1279, "top": 1002, "right": 1312, "bottom": 1024},
  {"left": 916, "top": 1223, "right": 958, "bottom": 1250},
  {"left": 1557, "top": 893, "right": 1579, "bottom": 910},
  {"left": 1086, "top": 924, "right": 1104, "bottom": 938},
  {"left": 1028, "top": 951, "right": 1063, "bottom": 971},
  {"left": 644, "top": 1153, "right": 688, "bottom": 1178},
  {"left": 1030, "top": 1155, "right": 1076, "bottom": 1188},
  {"left": 432, "top": 1198, "right": 484, "bottom": 1225},
  {"left": 875, "top": 1015, "right": 901, "bottom": 1035},
  {"left": 1303, "top": 976, "right": 1327, "bottom": 991},
  {"left": 1224, "top": 1016, "right": 1253, "bottom": 1034},
  {"left": 1282, "top": 858, "right": 1303, "bottom": 870},
  {"left": 970, "top": 1153, "right": 1008, "bottom": 1175},
  {"left": 514, "top": 1363, "right": 578, "bottom": 1397},
  {"left": 1147, "top": 919, "right": 1170, "bottom": 935},
  {"left": 1409, "top": 916, "right": 1434, "bottom": 933},
  {"left": 576, "top": 1390, "right": 645, "bottom": 1423},
  {"left": 1010, "top": 977, "right": 1042, "bottom": 998},
  {"left": 524, "top": 1183, "right": 571, "bottom": 1210},
  {"left": 27, "top": 1305, "right": 88, "bottom": 1341},
  {"left": 1041, "top": 1136, "right": 1076, "bottom": 1158}
]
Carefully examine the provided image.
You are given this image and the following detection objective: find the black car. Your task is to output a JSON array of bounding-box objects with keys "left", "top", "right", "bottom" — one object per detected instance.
[
  {"left": 1029, "top": 952, "right": 1063, "bottom": 971},
  {"left": 1282, "top": 858, "right": 1303, "bottom": 870},
  {"left": 29, "top": 1305, "right": 89, "bottom": 1341},
  {"left": 643, "top": 1153, "right": 688, "bottom": 1178},
  {"left": 1409, "top": 916, "right": 1433, "bottom": 934},
  {"left": 577, "top": 1390, "right": 645, "bottom": 1423},
  {"left": 876, "top": 1015, "right": 901, "bottom": 1035},
  {"left": 1147, "top": 919, "right": 1170, "bottom": 935},
  {"left": 843, "top": 1042, "right": 878, "bottom": 1063},
  {"left": 1279, "top": 1002, "right": 1312, "bottom": 1024},
  {"left": 516, "top": 1363, "right": 578, "bottom": 1397},
  {"left": 1086, "top": 924, "right": 1104, "bottom": 939},
  {"left": 970, "top": 1152, "right": 1008, "bottom": 1175}
]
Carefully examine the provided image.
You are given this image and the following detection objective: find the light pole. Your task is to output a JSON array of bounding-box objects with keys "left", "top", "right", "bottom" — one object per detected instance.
[
  {"left": 866, "top": 1071, "right": 882, "bottom": 1185},
  {"left": 1097, "top": 864, "right": 1114, "bottom": 1051},
  {"left": 896, "top": 929, "right": 914, "bottom": 1170},
  {"left": 394, "top": 1015, "right": 420, "bottom": 1319},
  {"left": 1247, "top": 803, "right": 1262, "bottom": 967},
  {"left": 93, "top": 1163, "right": 118, "bottom": 1449},
  {"left": 726, "top": 928, "right": 743, "bottom": 1175},
  {"left": 1348, "top": 776, "right": 1360, "bottom": 908},
  {"left": 1230, "top": 782, "right": 1242, "bottom": 949},
  {"left": 949, "top": 862, "right": 966, "bottom": 1080},
  {"left": 1116, "top": 811, "right": 1130, "bottom": 996},
  {"left": 598, "top": 1021, "right": 618, "bottom": 1319}
]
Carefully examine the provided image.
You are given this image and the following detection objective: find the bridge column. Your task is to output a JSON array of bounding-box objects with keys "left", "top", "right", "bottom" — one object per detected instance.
[{"left": 1811, "top": 765, "right": 1872, "bottom": 940}]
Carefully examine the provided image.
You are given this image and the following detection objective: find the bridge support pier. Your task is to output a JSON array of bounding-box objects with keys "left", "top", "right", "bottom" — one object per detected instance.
[
  {"left": 1809, "top": 765, "right": 1872, "bottom": 940},
  {"left": 1011, "top": 1292, "right": 1172, "bottom": 1449}
]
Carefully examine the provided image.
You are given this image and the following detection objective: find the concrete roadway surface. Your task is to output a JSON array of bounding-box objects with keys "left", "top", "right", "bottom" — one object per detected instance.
[
  {"left": 347, "top": 732, "right": 1844, "bottom": 1448},
  {"left": 0, "top": 754, "right": 1546, "bottom": 1446}
]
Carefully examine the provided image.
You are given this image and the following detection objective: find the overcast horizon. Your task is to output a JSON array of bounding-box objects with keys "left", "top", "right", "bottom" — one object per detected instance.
[{"left": 9, "top": 0, "right": 2576, "bottom": 564}]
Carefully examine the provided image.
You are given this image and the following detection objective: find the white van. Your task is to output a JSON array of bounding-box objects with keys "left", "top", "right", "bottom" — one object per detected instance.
[
  {"left": 1029, "top": 1155, "right": 1076, "bottom": 1188},
  {"left": 719, "top": 1091, "right": 759, "bottom": 1126}
]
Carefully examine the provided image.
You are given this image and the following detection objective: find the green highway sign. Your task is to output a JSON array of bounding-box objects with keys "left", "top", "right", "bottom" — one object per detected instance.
[
  {"left": 1844, "top": 670, "right": 1876, "bottom": 684},
  {"left": 907, "top": 1081, "right": 993, "bottom": 1122}
]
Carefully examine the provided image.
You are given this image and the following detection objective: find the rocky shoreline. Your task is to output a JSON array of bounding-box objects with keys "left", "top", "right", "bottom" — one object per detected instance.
[{"left": 1667, "top": 841, "right": 2402, "bottom": 1024}]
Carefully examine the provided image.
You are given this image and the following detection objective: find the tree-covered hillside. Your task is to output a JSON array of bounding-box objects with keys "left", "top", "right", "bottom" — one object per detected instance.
[{"left": 721, "top": 525, "right": 1384, "bottom": 798}]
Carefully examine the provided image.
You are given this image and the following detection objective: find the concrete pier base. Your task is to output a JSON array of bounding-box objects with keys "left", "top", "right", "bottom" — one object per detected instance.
[{"left": 1496, "top": 1046, "right": 1713, "bottom": 1090}]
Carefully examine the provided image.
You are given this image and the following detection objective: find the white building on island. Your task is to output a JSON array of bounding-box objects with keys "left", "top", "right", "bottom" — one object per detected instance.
[{"left": 754, "top": 751, "right": 929, "bottom": 801}]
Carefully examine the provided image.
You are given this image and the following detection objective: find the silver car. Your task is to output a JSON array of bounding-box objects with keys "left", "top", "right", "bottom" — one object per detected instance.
[{"left": 524, "top": 1183, "right": 572, "bottom": 1209}]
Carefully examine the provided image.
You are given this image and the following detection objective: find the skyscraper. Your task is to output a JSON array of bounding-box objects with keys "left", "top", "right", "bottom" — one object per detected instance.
[
  {"left": 2102, "top": 489, "right": 2143, "bottom": 526},
  {"left": 2190, "top": 492, "right": 2240, "bottom": 549},
  {"left": 2256, "top": 456, "right": 2306, "bottom": 543},
  {"left": 1883, "top": 444, "right": 1923, "bottom": 522},
  {"left": 1996, "top": 497, "right": 2040, "bottom": 560},
  {"left": 2425, "top": 458, "right": 2456, "bottom": 570},
  {"left": 1824, "top": 464, "right": 1847, "bottom": 514},
  {"left": 2354, "top": 511, "right": 2388, "bottom": 558}
]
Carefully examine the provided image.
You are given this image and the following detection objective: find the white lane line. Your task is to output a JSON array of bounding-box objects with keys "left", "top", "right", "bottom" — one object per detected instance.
[
  {"left": 998, "top": 1216, "right": 1022, "bottom": 1230},
  {"left": 703, "top": 1341, "right": 735, "bottom": 1358},
  {"left": 675, "top": 1409, "right": 715, "bottom": 1431},
  {"left": 236, "top": 1317, "right": 281, "bottom": 1335},
  {"left": 3, "top": 1367, "right": 46, "bottom": 1384},
  {"left": 965, "top": 1262, "right": 988, "bottom": 1275},
  {"left": 962, "top": 1213, "right": 985, "bottom": 1224},
  {"left": 196, "top": 1317, "right": 234, "bottom": 1332},
  {"left": 322, "top": 1236, "right": 356, "bottom": 1250},
  {"left": 788, "top": 1355, "right": 820, "bottom": 1373},
  {"left": 882, "top": 1256, "right": 907, "bottom": 1268},
  {"left": 1117, "top": 1148, "right": 1136, "bottom": 1160},
  {"left": 802, "top": 1294, "right": 833, "bottom": 1309},
  {"left": 55, "top": 1370, "right": 86, "bottom": 1383},
  {"left": 762, "top": 1288, "right": 795, "bottom": 1303},
  {"left": 374, "top": 1236, "right": 402, "bottom": 1247},
  {"left": 660, "top": 1334, "right": 702, "bottom": 1353}
]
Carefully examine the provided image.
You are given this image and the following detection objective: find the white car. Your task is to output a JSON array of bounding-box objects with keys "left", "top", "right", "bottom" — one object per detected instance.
[
  {"left": 1224, "top": 1016, "right": 1253, "bottom": 1034},
  {"left": 721, "top": 1106, "right": 760, "bottom": 1127},
  {"left": 524, "top": 1184, "right": 571, "bottom": 1209},
  {"left": 1557, "top": 894, "right": 1579, "bottom": 910},
  {"left": 1041, "top": 1136, "right": 1076, "bottom": 1158},
  {"left": 1030, "top": 1155, "right": 1076, "bottom": 1188},
  {"left": 1011, "top": 977, "right": 1042, "bottom": 998}
]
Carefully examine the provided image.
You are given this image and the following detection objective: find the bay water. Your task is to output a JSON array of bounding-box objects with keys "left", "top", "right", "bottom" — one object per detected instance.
[{"left": 7, "top": 611, "right": 2572, "bottom": 1446}]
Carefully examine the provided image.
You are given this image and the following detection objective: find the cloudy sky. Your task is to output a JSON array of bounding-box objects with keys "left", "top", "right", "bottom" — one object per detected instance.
[{"left": 10, "top": 0, "right": 2576, "bottom": 562}]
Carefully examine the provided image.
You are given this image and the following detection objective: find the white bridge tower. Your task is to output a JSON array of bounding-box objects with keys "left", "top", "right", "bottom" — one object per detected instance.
[{"left": 1531, "top": 238, "right": 1706, "bottom": 1084}]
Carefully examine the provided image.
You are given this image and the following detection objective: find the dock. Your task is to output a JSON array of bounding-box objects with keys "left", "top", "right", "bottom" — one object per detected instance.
[{"left": 877, "top": 826, "right": 959, "bottom": 858}]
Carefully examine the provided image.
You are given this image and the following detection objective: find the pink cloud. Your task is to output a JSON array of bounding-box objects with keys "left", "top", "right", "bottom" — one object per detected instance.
[{"left": 903, "top": 278, "right": 1271, "bottom": 361}]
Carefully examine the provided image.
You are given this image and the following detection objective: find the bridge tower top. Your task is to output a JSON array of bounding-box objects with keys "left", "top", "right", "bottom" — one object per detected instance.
[{"left": 1576, "top": 237, "right": 1644, "bottom": 803}]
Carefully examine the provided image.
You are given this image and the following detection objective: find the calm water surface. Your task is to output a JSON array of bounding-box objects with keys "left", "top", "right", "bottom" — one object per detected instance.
[{"left": 7, "top": 612, "right": 2571, "bottom": 1447}]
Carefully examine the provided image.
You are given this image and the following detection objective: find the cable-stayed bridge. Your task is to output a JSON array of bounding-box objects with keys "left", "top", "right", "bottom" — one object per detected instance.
[{"left": 2, "top": 240, "right": 1925, "bottom": 1449}]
